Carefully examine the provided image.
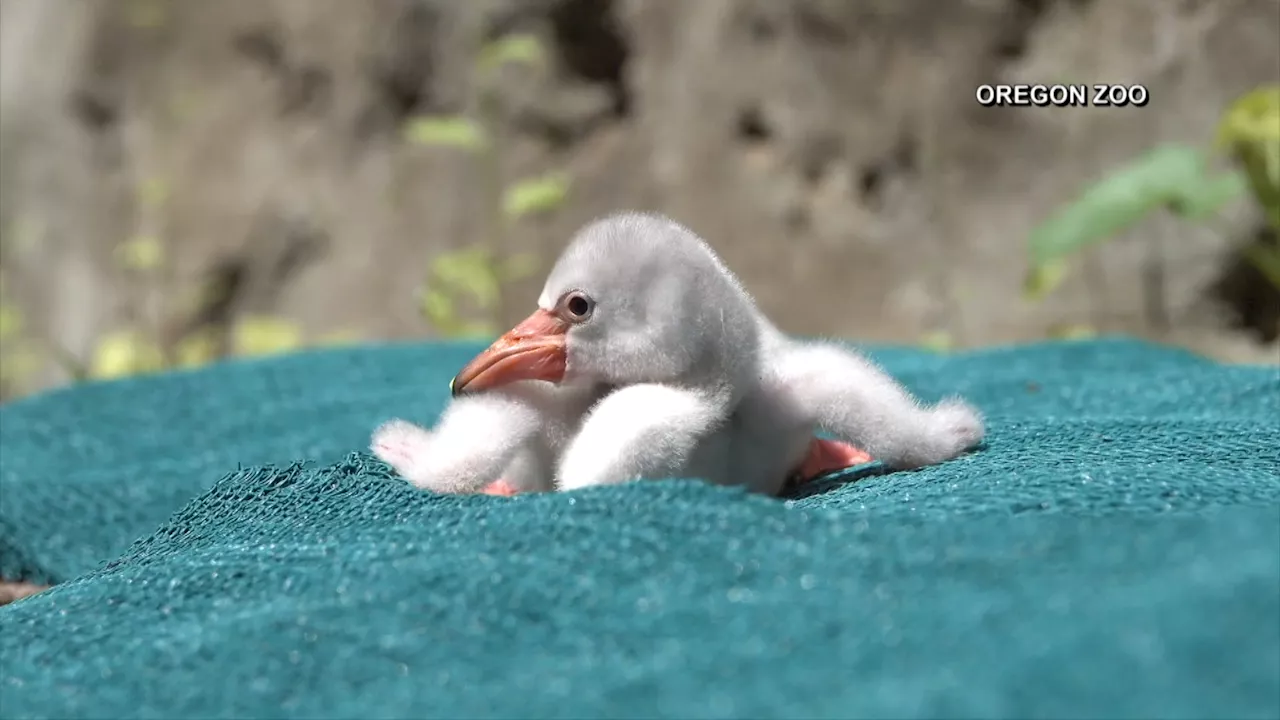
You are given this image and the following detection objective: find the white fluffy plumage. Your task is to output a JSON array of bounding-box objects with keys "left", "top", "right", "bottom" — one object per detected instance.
[{"left": 372, "top": 211, "right": 984, "bottom": 496}]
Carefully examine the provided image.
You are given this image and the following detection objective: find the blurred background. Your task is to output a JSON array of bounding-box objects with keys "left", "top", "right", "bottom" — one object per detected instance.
[{"left": 0, "top": 0, "right": 1277, "bottom": 403}]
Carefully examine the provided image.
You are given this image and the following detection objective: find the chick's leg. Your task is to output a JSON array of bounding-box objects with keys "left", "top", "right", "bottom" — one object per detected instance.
[
  {"left": 371, "top": 393, "right": 543, "bottom": 495},
  {"left": 777, "top": 342, "right": 985, "bottom": 470},
  {"left": 794, "top": 437, "right": 874, "bottom": 482}
]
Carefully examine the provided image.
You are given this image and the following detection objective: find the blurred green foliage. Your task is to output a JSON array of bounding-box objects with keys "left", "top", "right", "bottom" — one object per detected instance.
[
  {"left": 115, "top": 235, "right": 166, "bottom": 272},
  {"left": 0, "top": 31, "right": 575, "bottom": 400},
  {"left": 417, "top": 248, "right": 538, "bottom": 338},
  {"left": 404, "top": 32, "right": 569, "bottom": 340},
  {"left": 79, "top": 312, "right": 357, "bottom": 385},
  {"left": 1026, "top": 86, "right": 1280, "bottom": 304},
  {"left": 502, "top": 173, "right": 570, "bottom": 222},
  {"left": 403, "top": 117, "right": 488, "bottom": 152},
  {"left": 0, "top": 278, "right": 37, "bottom": 394},
  {"left": 917, "top": 330, "right": 955, "bottom": 354},
  {"left": 478, "top": 33, "right": 546, "bottom": 74},
  {"left": 77, "top": 170, "right": 353, "bottom": 387},
  {"left": 1218, "top": 86, "right": 1280, "bottom": 287},
  {"left": 0, "top": 216, "right": 360, "bottom": 401}
]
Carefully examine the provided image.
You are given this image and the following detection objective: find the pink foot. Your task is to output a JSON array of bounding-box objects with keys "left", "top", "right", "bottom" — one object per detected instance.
[
  {"left": 481, "top": 478, "right": 520, "bottom": 497},
  {"left": 793, "top": 437, "right": 873, "bottom": 483},
  {"left": 370, "top": 419, "right": 433, "bottom": 479}
]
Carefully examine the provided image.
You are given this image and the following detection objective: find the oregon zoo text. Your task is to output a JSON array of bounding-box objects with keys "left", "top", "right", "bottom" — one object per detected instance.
[{"left": 975, "top": 84, "right": 1150, "bottom": 108}]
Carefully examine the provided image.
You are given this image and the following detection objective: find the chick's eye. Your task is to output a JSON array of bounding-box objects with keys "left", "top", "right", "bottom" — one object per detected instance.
[{"left": 563, "top": 292, "right": 594, "bottom": 320}]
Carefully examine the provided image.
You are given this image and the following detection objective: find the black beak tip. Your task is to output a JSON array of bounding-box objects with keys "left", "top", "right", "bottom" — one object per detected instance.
[{"left": 449, "top": 375, "right": 473, "bottom": 398}]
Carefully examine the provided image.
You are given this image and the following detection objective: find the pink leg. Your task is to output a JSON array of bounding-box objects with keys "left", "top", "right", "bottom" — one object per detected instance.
[
  {"left": 793, "top": 437, "right": 873, "bottom": 483},
  {"left": 480, "top": 479, "right": 520, "bottom": 497}
]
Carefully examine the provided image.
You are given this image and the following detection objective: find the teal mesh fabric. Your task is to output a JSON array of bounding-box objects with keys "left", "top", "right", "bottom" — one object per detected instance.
[{"left": 1, "top": 338, "right": 1278, "bottom": 718}]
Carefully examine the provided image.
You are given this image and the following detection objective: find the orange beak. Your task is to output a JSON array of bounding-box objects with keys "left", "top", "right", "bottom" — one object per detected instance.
[{"left": 450, "top": 308, "right": 569, "bottom": 396}]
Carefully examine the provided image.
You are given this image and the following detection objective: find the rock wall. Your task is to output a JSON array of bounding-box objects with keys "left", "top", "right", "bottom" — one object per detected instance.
[{"left": 1, "top": 0, "right": 1277, "bottom": 395}]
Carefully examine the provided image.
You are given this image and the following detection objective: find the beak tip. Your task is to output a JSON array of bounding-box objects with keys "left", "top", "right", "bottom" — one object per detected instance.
[{"left": 449, "top": 376, "right": 460, "bottom": 397}]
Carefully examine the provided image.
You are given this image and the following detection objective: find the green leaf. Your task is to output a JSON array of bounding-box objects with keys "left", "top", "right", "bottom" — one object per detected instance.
[
  {"left": 418, "top": 287, "right": 457, "bottom": 326},
  {"left": 1264, "top": 140, "right": 1280, "bottom": 193},
  {"left": 1217, "top": 86, "right": 1280, "bottom": 150},
  {"left": 500, "top": 252, "right": 539, "bottom": 281},
  {"left": 429, "top": 249, "right": 500, "bottom": 309},
  {"left": 1168, "top": 171, "right": 1248, "bottom": 220},
  {"left": 502, "top": 173, "right": 569, "bottom": 221},
  {"left": 1238, "top": 141, "right": 1280, "bottom": 228},
  {"left": 418, "top": 283, "right": 499, "bottom": 339},
  {"left": 173, "top": 329, "right": 220, "bottom": 368},
  {"left": 1028, "top": 146, "right": 1209, "bottom": 269},
  {"left": 456, "top": 321, "right": 499, "bottom": 339},
  {"left": 231, "top": 316, "right": 303, "bottom": 357},
  {"left": 1218, "top": 87, "right": 1280, "bottom": 230},
  {"left": 0, "top": 341, "right": 42, "bottom": 388},
  {"left": 314, "top": 329, "right": 363, "bottom": 347},
  {"left": 430, "top": 248, "right": 492, "bottom": 286},
  {"left": 1047, "top": 323, "right": 1098, "bottom": 341},
  {"left": 89, "top": 330, "right": 166, "bottom": 379},
  {"left": 114, "top": 235, "right": 165, "bottom": 272},
  {"left": 479, "top": 34, "right": 546, "bottom": 73},
  {"left": 1022, "top": 259, "right": 1071, "bottom": 301},
  {"left": 403, "top": 116, "right": 488, "bottom": 151},
  {"left": 0, "top": 304, "right": 23, "bottom": 341},
  {"left": 918, "top": 330, "right": 954, "bottom": 354}
]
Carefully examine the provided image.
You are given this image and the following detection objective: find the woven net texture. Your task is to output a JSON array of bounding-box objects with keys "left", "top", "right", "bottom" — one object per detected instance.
[{"left": 1, "top": 338, "right": 1277, "bottom": 718}]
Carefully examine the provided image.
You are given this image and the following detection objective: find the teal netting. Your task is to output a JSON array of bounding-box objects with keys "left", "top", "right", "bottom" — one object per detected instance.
[{"left": 1, "top": 338, "right": 1277, "bottom": 719}]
